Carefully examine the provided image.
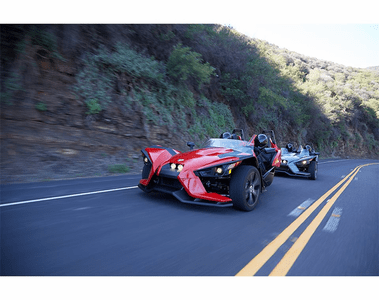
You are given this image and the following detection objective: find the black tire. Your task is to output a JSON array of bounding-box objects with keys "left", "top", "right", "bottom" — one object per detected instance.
[
  {"left": 230, "top": 165, "right": 261, "bottom": 211},
  {"left": 309, "top": 160, "right": 317, "bottom": 180}
]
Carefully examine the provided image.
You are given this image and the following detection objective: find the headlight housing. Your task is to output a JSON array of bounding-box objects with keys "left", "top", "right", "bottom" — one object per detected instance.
[
  {"left": 296, "top": 159, "right": 311, "bottom": 167},
  {"left": 142, "top": 154, "right": 151, "bottom": 165},
  {"left": 197, "top": 162, "right": 239, "bottom": 177}
]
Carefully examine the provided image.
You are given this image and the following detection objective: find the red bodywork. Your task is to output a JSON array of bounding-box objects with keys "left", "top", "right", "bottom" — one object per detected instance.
[
  {"left": 139, "top": 137, "right": 281, "bottom": 205},
  {"left": 141, "top": 147, "right": 249, "bottom": 202}
]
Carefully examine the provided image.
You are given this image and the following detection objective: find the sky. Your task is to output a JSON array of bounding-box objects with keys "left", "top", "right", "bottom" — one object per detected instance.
[{"left": 230, "top": 24, "right": 379, "bottom": 69}]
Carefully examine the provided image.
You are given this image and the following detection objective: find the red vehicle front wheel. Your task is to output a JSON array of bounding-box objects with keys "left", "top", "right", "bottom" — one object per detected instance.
[{"left": 230, "top": 165, "right": 261, "bottom": 211}]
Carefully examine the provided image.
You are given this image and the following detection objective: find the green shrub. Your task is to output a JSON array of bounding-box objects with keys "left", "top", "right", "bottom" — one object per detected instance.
[
  {"left": 354, "top": 132, "right": 362, "bottom": 144},
  {"left": 220, "top": 73, "right": 249, "bottom": 103},
  {"left": 108, "top": 164, "right": 130, "bottom": 173},
  {"left": 86, "top": 99, "right": 102, "bottom": 115},
  {"left": 159, "top": 30, "right": 175, "bottom": 41},
  {"left": 73, "top": 56, "right": 113, "bottom": 114},
  {"left": 35, "top": 102, "right": 47, "bottom": 111},
  {"left": 185, "top": 24, "right": 217, "bottom": 40},
  {"left": 0, "top": 72, "right": 23, "bottom": 104},
  {"left": 189, "top": 96, "right": 235, "bottom": 140},
  {"left": 106, "top": 43, "right": 165, "bottom": 83},
  {"left": 73, "top": 42, "right": 166, "bottom": 115},
  {"left": 242, "top": 102, "right": 255, "bottom": 117},
  {"left": 30, "top": 28, "right": 57, "bottom": 52},
  {"left": 257, "top": 86, "right": 288, "bottom": 109},
  {"left": 363, "top": 98, "right": 379, "bottom": 119},
  {"left": 26, "top": 27, "right": 66, "bottom": 61},
  {"left": 167, "top": 43, "right": 215, "bottom": 88},
  {"left": 334, "top": 72, "right": 346, "bottom": 83},
  {"left": 365, "top": 133, "right": 378, "bottom": 151}
]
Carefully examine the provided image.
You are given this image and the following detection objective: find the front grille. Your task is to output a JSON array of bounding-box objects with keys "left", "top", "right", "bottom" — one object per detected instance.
[
  {"left": 159, "top": 176, "right": 183, "bottom": 190},
  {"left": 198, "top": 176, "right": 230, "bottom": 194}
]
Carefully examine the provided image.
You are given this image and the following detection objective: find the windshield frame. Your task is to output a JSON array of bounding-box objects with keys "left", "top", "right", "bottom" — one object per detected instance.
[{"left": 202, "top": 138, "right": 253, "bottom": 152}]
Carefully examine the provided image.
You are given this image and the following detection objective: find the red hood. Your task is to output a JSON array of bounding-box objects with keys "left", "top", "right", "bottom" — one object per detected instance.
[{"left": 159, "top": 147, "right": 245, "bottom": 172}]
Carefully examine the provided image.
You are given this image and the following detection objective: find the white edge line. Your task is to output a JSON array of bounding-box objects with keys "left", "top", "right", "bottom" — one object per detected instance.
[{"left": 0, "top": 186, "right": 138, "bottom": 208}]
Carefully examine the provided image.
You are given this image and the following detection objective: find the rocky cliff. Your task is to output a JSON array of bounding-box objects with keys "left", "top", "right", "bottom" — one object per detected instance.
[{"left": 1, "top": 25, "right": 182, "bottom": 183}]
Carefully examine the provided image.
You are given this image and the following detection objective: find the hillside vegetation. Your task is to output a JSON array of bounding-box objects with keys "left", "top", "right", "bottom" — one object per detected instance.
[{"left": 1, "top": 24, "right": 378, "bottom": 183}]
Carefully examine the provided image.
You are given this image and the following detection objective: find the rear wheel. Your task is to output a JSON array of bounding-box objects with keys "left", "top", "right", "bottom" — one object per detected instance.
[
  {"left": 230, "top": 166, "right": 261, "bottom": 211},
  {"left": 309, "top": 160, "right": 317, "bottom": 180}
]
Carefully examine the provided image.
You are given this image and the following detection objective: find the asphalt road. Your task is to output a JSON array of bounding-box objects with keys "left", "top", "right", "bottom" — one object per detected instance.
[{"left": 1, "top": 159, "right": 378, "bottom": 276}]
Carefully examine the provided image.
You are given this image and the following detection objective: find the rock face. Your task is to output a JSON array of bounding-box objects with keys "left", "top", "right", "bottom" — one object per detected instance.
[
  {"left": 0, "top": 64, "right": 181, "bottom": 183},
  {"left": 0, "top": 25, "right": 187, "bottom": 183}
]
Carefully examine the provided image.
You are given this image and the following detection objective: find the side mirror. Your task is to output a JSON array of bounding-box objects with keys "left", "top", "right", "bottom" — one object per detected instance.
[{"left": 187, "top": 142, "right": 195, "bottom": 150}]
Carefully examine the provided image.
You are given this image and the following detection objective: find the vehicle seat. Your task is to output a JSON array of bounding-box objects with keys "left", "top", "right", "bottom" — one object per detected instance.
[
  {"left": 264, "top": 148, "right": 277, "bottom": 166},
  {"left": 255, "top": 147, "right": 276, "bottom": 172}
]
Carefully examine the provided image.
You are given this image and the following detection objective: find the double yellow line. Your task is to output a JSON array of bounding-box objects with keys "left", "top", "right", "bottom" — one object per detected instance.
[{"left": 236, "top": 163, "right": 378, "bottom": 276}]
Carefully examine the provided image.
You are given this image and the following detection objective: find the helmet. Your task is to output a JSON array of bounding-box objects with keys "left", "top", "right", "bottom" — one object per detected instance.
[
  {"left": 255, "top": 134, "right": 268, "bottom": 148},
  {"left": 220, "top": 132, "right": 231, "bottom": 139},
  {"left": 305, "top": 145, "right": 312, "bottom": 152},
  {"left": 286, "top": 143, "right": 293, "bottom": 152}
]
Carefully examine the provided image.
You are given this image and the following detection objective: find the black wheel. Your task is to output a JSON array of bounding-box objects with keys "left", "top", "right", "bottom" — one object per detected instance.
[
  {"left": 309, "top": 160, "right": 317, "bottom": 180},
  {"left": 230, "top": 165, "right": 261, "bottom": 211}
]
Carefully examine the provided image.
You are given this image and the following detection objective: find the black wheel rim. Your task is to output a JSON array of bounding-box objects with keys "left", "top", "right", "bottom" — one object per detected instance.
[{"left": 244, "top": 171, "right": 260, "bottom": 206}]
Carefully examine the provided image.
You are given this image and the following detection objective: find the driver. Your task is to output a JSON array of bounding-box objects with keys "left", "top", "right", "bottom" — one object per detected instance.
[
  {"left": 254, "top": 134, "right": 269, "bottom": 174},
  {"left": 220, "top": 132, "right": 231, "bottom": 139},
  {"left": 286, "top": 143, "right": 293, "bottom": 152},
  {"left": 254, "top": 134, "right": 268, "bottom": 149},
  {"left": 220, "top": 131, "right": 242, "bottom": 140}
]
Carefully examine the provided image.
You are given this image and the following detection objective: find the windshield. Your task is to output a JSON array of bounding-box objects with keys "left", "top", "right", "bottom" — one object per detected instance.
[{"left": 203, "top": 138, "right": 253, "bottom": 152}]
